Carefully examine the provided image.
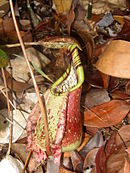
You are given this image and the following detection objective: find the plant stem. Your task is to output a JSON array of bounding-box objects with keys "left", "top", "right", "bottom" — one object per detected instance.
[
  {"left": 0, "top": 42, "right": 41, "bottom": 48},
  {"left": 22, "top": 150, "right": 32, "bottom": 173},
  {"left": 1, "top": 68, "right": 12, "bottom": 155},
  {"left": 9, "top": 0, "right": 51, "bottom": 155}
]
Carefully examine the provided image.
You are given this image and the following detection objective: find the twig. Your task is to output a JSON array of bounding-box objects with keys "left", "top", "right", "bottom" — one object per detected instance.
[
  {"left": 0, "top": 87, "right": 16, "bottom": 109},
  {"left": 0, "top": 42, "right": 41, "bottom": 48},
  {"left": 22, "top": 150, "right": 32, "bottom": 173},
  {"left": 0, "top": 87, "right": 27, "bottom": 129},
  {"left": 9, "top": 0, "right": 51, "bottom": 155},
  {"left": 1, "top": 68, "right": 12, "bottom": 155},
  {"left": 0, "top": 111, "right": 25, "bottom": 130}
]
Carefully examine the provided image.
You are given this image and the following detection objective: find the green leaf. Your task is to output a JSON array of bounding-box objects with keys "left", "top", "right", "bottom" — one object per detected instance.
[
  {"left": 31, "top": 61, "right": 53, "bottom": 83},
  {"left": 0, "top": 49, "right": 8, "bottom": 68}
]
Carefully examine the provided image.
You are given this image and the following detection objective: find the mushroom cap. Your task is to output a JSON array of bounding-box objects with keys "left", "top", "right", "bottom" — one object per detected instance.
[{"left": 96, "top": 40, "right": 130, "bottom": 79}]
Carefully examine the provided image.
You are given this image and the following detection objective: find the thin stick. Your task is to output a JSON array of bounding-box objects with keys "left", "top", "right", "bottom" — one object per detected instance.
[
  {"left": 0, "top": 88, "right": 26, "bottom": 129},
  {"left": 9, "top": 0, "right": 51, "bottom": 155},
  {"left": 1, "top": 68, "right": 12, "bottom": 155},
  {"left": 0, "top": 87, "right": 16, "bottom": 109},
  {"left": 0, "top": 112, "right": 25, "bottom": 130},
  {"left": 0, "top": 42, "right": 41, "bottom": 48},
  {"left": 22, "top": 150, "right": 32, "bottom": 173}
]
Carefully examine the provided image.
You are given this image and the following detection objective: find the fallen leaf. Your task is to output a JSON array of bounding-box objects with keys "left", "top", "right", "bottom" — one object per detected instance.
[
  {"left": 96, "top": 40, "right": 130, "bottom": 79},
  {"left": 2, "top": 70, "right": 31, "bottom": 92},
  {"left": 19, "top": 19, "right": 31, "bottom": 31},
  {"left": 84, "top": 88, "right": 110, "bottom": 109},
  {"left": 0, "top": 0, "right": 9, "bottom": 17},
  {"left": 75, "top": 4, "right": 86, "bottom": 21},
  {"left": 70, "top": 150, "right": 83, "bottom": 172},
  {"left": 67, "top": 0, "right": 79, "bottom": 35},
  {"left": 12, "top": 144, "right": 28, "bottom": 163},
  {"left": 0, "top": 109, "right": 28, "bottom": 144},
  {"left": 84, "top": 100, "right": 130, "bottom": 128},
  {"left": 106, "top": 148, "right": 126, "bottom": 173},
  {"left": 124, "top": 157, "right": 130, "bottom": 173},
  {"left": 53, "top": 0, "right": 72, "bottom": 14},
  {"left": 127, "top": 146, "right": 130, "bottom": 158},
  {"left": 0, "top": 18, "right": 14, "bottom": 35},
  {"left": 125, "top": 80, "right": 130, "bottom": 95},
  {"left": 0, "top": 155, "right": 23, "bottom": 173},
  {"left": 79, "top": 131, "right": 103, "bottom": 158},
  {"left": 6, "top": 47, "right": 50, "bottom": 82},
  {"left": 116, "top": 125, "right": 130, "bottom": 147},
  {"left": 124, "top": 147, "right": 130, "bottom": 173},
  {"left": 118, "top": 16, "right": 130, "bottom": 41},
  {"left": 93, "top": 40, "right": 111, "bottom": 58},
  {"left": 83, "top": 148, "right": 99, "bottom": 171},
  {"left": 84, "top": 126, "right": 98, "bottom": 136},
  {"left": 95, "top": 132, "right": 117, "bottom": 173},
  {"left": 0, "top": 17, "right": 21, "bottom": 43},
  {"left": 110, "top": 90, "right": 130, "bottom": 100},
  {"left": 62, "top": 157, "right": 73, "bottom": 170}
]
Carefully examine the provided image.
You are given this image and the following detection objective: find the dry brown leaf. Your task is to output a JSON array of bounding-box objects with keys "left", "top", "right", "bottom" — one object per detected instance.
[
  {"left": 106, "top": 148, "right": 126, "bottom": 173},
  {"left": 96, "top": 40, "right": 130, "bottom": 79},
  {"left": 84, "top": 88, "right": 110, "bottom": 109},
  {"left": 83, "top": 148, "right": 99, "bottom": 170},
  {"left": 93, "top": 40, "right": 111, "bottom": 58},
  {"left": 116, "top": 125, "right": 130, "bottom": 147},
  {"left": 124, "top": 146, "right": 130, "bottom": 173},
  {"left": 53, "top": 0, "right": 72, "bottom": 14},
  {"left": 79, "top": 131, "right": 103, "bottom": 158},
  {"left": 95, "top": 132, "right": 117, "bottom": 173},
  {"left": 124, "top": 158, "right": 130, "bottom": 173},
  {"left": 84, "top": 126, "right": 98, "bottom": 136},
  {"left": 12, "top": 144, "right": 28, "bottom": 163},
  {"left": 0, "top": 0, "right": 9, "bottom": 17},
  {"left": 118, "top": 16, "right": 130, "bottom": 41},
  {"left": 0, "top": 17, "right": 20, "bottom": 42},
  {"left": 111, "top": 90, "right": 130, "bottom": 100},
  {"left": 67, "top": 0, "right": 79, "bottom": 35},
  {"left": 70, "top": 150, "right": 83, "bottom": 172},
  {"left": 84, "top": 100, "right": 130, "bottom": 128},
  {"left": 127, "top": 146, "right": 130, "bottom": 158},
  {"left": 2, "top": 70, "right": 31, "bottom": 93},
  {"left": 125, "top": 80, "right": 130, "bottom": 95},
  {"left": 12, "top": 143, "right": 40, "bottom": 172},
  {"left": 67, "top": 6, "right": 75, "bottom": 36},
  {"left": 62, "top": 157, "right": 73, "bottom": 170}
]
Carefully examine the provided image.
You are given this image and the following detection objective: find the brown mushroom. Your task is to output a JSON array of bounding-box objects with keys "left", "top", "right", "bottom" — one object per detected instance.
[{"left": 96, "top": 40, "right": 130, "bottom": 79}]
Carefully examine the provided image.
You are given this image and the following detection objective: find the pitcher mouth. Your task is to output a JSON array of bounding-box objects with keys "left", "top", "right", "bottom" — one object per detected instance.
[
  {"left": 51, "top": 61, "right": 78, "bottom": 95},
  {"left": 50, "top": 44, "right": 84, "bottom": 96}
]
